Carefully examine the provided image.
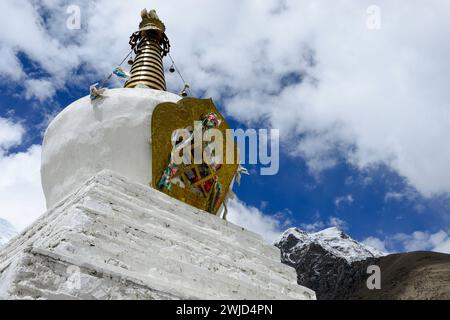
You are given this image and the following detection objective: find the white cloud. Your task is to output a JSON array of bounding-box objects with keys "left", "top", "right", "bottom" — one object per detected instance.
[
  {"left": 0, "top": 117, "right": 24, "bottom": 150},
  {"left": 0, "top": 47, "right": 26, "bottom": 82},
  {"left": 300, "top": 214, "right": 348, "bottom": 232},
  {"left": 1, "top": 0, "right": 447, "bottom": 199},
  {"left": 226, "top": 198, "right": 286, "bottom": 244},
  {"left": 1, "top": 1, "right": 450, "bottom": 232},
  {"left": 334, "top": 194, "right": 354, "bottom": 207},
  {"left": 384, "top": 187, "right": 420, "bottom": 203},
  {"left": 0, "top": 0, "right": 75, "bottom": 81},
  {"left": 363, "top": 236, "right": 388, "bottom": 253},
  {"left": 24, "top": 79, "right": 57, "bottom": 102},
  {"left": 300, "top": 221, "right": 325, "bottom": 233},
  {"left": 366, "top": 230, "right": 450, "bottom": 254},
  {"left": 391, "top": 230, "right": 450, "bottom": 253},
  {"left": 0, "top": 117, "right": 45, "bottom": 231},
  {"left": 327, "top": 216, "right": 348, "bottom": 230},
  {"left": 432, "top": 234, "right": 450, "bottom": 254},
  {"left": 384, "top": 192, "right": 405, "bottom": 202}
]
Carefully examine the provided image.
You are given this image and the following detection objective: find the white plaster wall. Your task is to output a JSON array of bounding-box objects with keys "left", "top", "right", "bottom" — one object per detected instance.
[
  {"left": 0, "top": 171, "right": 315, "bottom": 300},
  {"left": 41, "top": 88, "right": 180, "bottom": 208}
]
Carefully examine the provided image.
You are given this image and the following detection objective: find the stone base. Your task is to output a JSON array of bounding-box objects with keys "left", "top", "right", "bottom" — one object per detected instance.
[{"left": 0, "top": 170, "right": 315, "bottom": 300}]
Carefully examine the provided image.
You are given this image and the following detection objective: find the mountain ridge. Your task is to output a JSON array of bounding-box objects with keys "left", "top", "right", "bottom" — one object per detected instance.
[
  {"left": 276, "top": 226, "right": 385, "bottom": 264},
  {"left": 276, "top": 226, "right": 450, "bottom": 299}
]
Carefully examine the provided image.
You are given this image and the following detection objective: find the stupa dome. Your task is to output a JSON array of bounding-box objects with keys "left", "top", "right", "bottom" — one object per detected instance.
[{"left": 41, "top": 88, "right": 180, "bottom": 208}]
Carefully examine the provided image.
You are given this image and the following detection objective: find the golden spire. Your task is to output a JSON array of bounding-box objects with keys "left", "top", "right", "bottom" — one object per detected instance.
[{"left": 124, "top": 9, "right": 170, "bottom": 90}]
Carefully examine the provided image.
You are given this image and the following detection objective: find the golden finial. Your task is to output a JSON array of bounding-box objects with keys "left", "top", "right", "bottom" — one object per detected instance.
[
  {"left": 124, "top": 9, "right": 170, "bottom": 90},
  {"left": 139, "top": 9, "right": 165, "bottom": 33}
]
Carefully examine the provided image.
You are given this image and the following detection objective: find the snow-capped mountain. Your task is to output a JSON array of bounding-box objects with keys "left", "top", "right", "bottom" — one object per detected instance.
[
  {"left": 275, "top": 227, "right": 386, "bottom": 299},
  {"left": 0, "top": 218, "right": 17, "bottom": 246},
  {"left": 276, "top": 227, "right": 385, "bottom": 264}
]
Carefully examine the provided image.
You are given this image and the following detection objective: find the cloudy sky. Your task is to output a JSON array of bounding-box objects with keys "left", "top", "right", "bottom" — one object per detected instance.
[{"left": 0, "top": 0, "right": 449, "bottom": 253}]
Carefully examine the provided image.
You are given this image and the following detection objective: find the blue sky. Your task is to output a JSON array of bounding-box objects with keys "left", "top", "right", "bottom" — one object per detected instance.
[
  {"left": 1, "top": 54, "right": 447, "bottom": 251},
  {"left": 218, "top": 109, "right": 450, "bottom": 251},
  {"left": 1, "top": 0, "right": 450, "bottom": 253}
]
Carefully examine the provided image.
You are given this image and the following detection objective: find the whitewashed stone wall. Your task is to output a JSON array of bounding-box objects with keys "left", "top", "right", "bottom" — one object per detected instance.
[{"left": 0, "top": 171, "right": 315, "bottom": 300}]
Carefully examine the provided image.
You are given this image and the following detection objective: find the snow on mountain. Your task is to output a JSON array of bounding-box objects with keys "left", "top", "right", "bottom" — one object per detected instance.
[
  {"left": 0, "top": 218, "right": 17, "bottom": 246},
  {"left": 276, "top": 227, "right": 385, "bottom": 264},
  {"left": 275, "top": 227, "right": 386, "bottom": 299}
]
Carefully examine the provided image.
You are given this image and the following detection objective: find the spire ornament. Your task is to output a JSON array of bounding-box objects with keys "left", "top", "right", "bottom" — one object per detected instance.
[{"left": 124, "top": 9, "right": 170, "bottom": 90}]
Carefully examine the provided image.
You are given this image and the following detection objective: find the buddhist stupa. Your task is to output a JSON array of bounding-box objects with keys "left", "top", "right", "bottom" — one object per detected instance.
[
  {"left": 41, "top": 9, "right": 238, "bottom": 216},
  {"left": 0, "top": 9, "right": 315, "bottom": 300}
]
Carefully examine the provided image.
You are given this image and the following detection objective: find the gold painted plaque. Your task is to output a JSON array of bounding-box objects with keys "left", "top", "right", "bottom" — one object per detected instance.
[{"left": 151, "top": 98, "right": 239, "bottom": 215}]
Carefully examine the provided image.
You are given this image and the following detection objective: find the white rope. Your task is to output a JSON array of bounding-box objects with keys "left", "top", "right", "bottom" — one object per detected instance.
[
  {"left": 236, "top": 165, "right": 249, "bottom": 185},
  {"left": 98, "top": 50, "right": 132, "bottom": 88},
  {"left": 98, "top": 36, "right": 141, "bottom": 89},
  {"left": 168, "top": 52, "right": 190, "bottom": 91},
  {"left": 95, "top": 38, "right": 190, "bottom": 94}
]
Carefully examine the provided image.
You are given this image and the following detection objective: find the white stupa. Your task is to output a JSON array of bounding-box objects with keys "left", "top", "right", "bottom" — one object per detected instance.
[
  {"left": 41, "top": 88, "right": 179, "bottom": 208},
  {"left": 0, "top": 9, "right": 315, "bottom": 300}
]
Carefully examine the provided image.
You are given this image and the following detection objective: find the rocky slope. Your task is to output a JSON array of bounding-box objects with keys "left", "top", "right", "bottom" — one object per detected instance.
[
  {"left": 350, "top": 251, "right": 450, "bottom": 300},
  {"left": 275, "top": 227, "right": 384, "bottom": 299},
  {"left": 277, "top": 227, "right": 384, "bottom": 264},
  {"left": 0, "top": 218, "right": 17, "bottom": 246},
  {"left": 276, "top": 227, "right": 450, "bottom": 299}
]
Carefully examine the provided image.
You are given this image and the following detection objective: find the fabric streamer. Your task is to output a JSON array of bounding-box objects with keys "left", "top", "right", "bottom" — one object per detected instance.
[
  {"left": 236, "top": 165, "right": 249, "bottom": 186},
  {"left": 89, "top": 83, "right": 106, "bottom": 101},
  {"left": 220, "top": 165, "right": 249, "bottom": 220},
  {"left": 87, "top": 43, "right": 138, "bottom": 101},
  {"left": 220, "top": 178, "right": 236, "bottom": 220},
  {"left": 207, "top": 177, "right": 222, "bottom": 213},
  {"left": 201, "top": 112, "right": 221, "bottom": 129},
  {"left": 157, "top": 163, "right": 178, "bottom": 191},
  {"left": 112, "top": 66, "right": 131, "bottom": 79}
]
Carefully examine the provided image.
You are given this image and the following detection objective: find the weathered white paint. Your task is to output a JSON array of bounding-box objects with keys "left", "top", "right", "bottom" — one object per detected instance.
[
  {"left": 41, "top": 88, "right": 180, "bottom": 208},
  {"left": 0, "top": 171, "right": 315, "bottom": 300}
]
